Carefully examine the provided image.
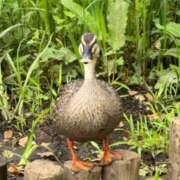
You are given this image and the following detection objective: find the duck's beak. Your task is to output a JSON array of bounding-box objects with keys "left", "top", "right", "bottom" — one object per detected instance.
[{"left": 81, "top": 46, "right": 92, "bottom": 64}]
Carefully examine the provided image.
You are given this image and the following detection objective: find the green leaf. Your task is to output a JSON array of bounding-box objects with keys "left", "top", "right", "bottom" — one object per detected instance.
[
  {"left": 155, "top": 68, "right": 179, "bottom": 98},
  {"left": 176, "top": 10, "right": 180, "bottom": 16},
  {"left": 115, "top": 57, "right": 124, "bottom": 66},
  {"left": 107, "top": 0, "right": 129, "bottom": 50},
  {"left": 90, "top": 141, "right": 101, "bottom": 153},
  {"left": 166, "top": 22, "right": 180, "bottom": 37},
  {"left": 164, "top": 48, "right": 180, "bottom": 58},
  {"left": 155, "top": 21, "right": 180, "bottom": 38},
  {"left": 41, "top": 47, "right": 77, "bottom": 63},
  {"left": 61, "top": 0, "right": 97, "bottom": 33}
]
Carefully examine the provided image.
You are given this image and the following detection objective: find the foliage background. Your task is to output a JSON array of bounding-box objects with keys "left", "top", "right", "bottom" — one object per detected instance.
[{"left": 0, "top": 0, "right": 180, "bottom": 177}]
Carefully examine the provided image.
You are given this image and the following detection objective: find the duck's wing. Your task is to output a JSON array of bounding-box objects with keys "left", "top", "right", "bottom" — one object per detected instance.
[
  {"left": 55, "top": 80, "right": 83, "bottom": 114},
  {"left": 97, "top": 80, "right": 120, "bottom": 98},
  {"left": 97, "top": 80, "right": 123, "bottom": 113}
]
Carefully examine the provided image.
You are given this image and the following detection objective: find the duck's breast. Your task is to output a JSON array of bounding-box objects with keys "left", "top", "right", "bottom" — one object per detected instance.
[{"left": 56, "top": 80, "right": 122, "bottom": 141}]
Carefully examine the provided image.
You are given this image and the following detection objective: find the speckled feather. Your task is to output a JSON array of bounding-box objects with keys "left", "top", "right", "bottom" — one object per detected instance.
[{"left": 55, "top": 79, "right": 122, "bottom": 142}]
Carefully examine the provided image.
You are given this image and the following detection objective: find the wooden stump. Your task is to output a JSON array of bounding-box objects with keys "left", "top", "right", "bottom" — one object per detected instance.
[
  {"left": 23, "top": 150, "right": 140, "bottom": 180},
  {"left": 63, "top": 161, "right": 102, "bottom": 180},
  {"left": 102, "top": 150, "right": 140, "bottom": 180},
  {"left": 0, "top": 156, "right": 7, "bottom": 180},
  {"left": 146, "top": 176, "right": 166, "bottom": 180},
  {"left": 24, "top": 159, "right": 64, "bottom": 180},
  {"left": 168, "top": 116, "right": 180, "bottom": 180}
]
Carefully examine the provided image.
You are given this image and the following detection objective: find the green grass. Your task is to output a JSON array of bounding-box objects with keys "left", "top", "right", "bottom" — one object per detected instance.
[{"left": 0, "top": 0, "right": 180, "bottom": 177}]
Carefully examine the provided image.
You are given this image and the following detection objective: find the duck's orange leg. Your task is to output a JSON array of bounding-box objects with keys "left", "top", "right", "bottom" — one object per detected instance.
[
  {"left": 101, "top": 137, "right": 123, "bottom": 165},
  {"left": 66, "top": 139, "right": 93, "bottom": 172}
]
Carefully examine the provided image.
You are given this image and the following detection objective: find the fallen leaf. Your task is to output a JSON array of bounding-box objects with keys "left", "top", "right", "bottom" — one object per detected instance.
[
  {"left": 18, "top": 136, "right": 28, "bottom": 147},
  {"left": 37, "top": 151, "right": 54, "bottom": 158},
  {"left": 8, "top": 164, "right": 18, "bottom": 174},
  {"left": 40, "top": 142, "right": 51, "bottom": 148},
  {"left": 118, "top": 121, "right": 124, "bottom": 128},
  {"left": 147, "top": 114, "right": 159, "bottom": 120},
  {"left": 144, "top": 93, "right": 154, "bottom": 101},
  {"left": 134, "top": 94, "right": 145, "bottom": 102},
  {"left": 147, "top": 113, "right": 166, "bottom": 121},
  {"left": 128, "top": 90, "right": 138, "bottom": 96},
  {"left": 4, "top": 130, "right": 13, "bottom": 140},
  {"left": 123, "top": 136, "right": 128, "bottom": 141},
  {"left": 8, "top": 164, "right": 23, "bottom": 175}
]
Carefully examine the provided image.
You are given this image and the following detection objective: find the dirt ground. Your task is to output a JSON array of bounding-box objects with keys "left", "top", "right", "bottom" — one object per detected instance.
[{"left": 0, "top": 92, "right": 168, "bottom": 179}]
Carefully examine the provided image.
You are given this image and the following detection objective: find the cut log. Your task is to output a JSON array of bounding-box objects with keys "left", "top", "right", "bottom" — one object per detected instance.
[
  {"left": 168, "top": 116, "right": 180, "bottom": 180},
  {"left": 146, "top": 176, "right": 166, "bottom": 180},
  {"left": 102, "top": 150, "right": 140, "bottom": 180},
  {"left": 23, "top": 150, "right": 140, "bottom": 180},
  {"left": 0, "top": 156, "right": 7, "bottom": 180},
  {"left": 63, "top": 161, "right": 102, "bottom": 180},
  {"left": 24, "top": 159, "right": 64, "bottom": 180}
]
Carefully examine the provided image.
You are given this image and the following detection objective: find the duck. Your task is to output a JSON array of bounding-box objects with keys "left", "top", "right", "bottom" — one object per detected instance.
[{"left": 55, "top": 33, "right": 123, "bottom": 171}]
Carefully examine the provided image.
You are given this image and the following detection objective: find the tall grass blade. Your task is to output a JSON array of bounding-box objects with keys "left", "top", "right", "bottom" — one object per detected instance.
[
  {"left": 38, "top": 0, "right": 55, "bottom": 34},
  {"left": 5, "top": 52, "right": 17, "bottom": 74},
  {"left": 15, "top": 34, "right": 53, "bottom": 114},
  {"left": 0, "top": 0, "right": 2, "bottom": 16},
  {"left": 0, "top": 24, "right": 22, "bottom": 38}
]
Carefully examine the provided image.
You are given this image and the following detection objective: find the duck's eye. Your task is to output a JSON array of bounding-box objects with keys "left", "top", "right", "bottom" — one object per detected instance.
[
  {"left": 79, "top": 43, "right": 83, "bottom": 56},
  {"left": 91, "top": 43, "right": 100, "bottom": 57}
]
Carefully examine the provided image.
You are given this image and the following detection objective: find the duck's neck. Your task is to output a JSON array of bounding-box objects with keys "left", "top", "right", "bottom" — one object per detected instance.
[{"left": 84, "top": 62, "right": 96, "bottom": 81}]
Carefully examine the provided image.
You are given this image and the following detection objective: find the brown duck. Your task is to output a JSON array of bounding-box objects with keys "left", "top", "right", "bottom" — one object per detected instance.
[{"left": 55, "top": 33, "right": 123, "bottom": 171}]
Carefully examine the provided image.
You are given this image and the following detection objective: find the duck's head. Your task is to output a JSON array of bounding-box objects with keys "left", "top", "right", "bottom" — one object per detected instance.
[{"left": 79, "top": 33, "right": 100, "bottom": 65}]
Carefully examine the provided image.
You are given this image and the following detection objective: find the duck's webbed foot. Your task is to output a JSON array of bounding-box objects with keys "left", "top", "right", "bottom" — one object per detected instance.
[
  {"left": 101, "top": 137, "right": 123, "bottom": 165},
  {"left": 66, "top": 138, "right": 94, "bottom": 172},
  {"left": 72, "top": 159, "right": 93, "bottom": 172}
]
